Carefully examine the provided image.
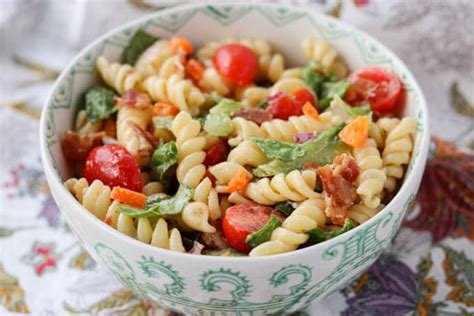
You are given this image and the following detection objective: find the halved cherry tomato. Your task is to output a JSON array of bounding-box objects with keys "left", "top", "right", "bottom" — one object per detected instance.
[
  {"left": 203, "top": 139, "right": 230, "bottom": 167},
  {"left": 213, "top": 44, "right": 258, "bottom": 85},
  {"left": 267, "top": 88, "right": 316, "bottom": 120},
  {"left": 84, "top": 144, "right": 142, "bottom": 192},
  {"left": 186, "top": 59, "right": 204, "bottom": 83},
  {"left": 222, "top": 205, "right": 285, "bottom": 253},
  {"left": 345, "top": 66, "right": 402, "bottom": 113}
]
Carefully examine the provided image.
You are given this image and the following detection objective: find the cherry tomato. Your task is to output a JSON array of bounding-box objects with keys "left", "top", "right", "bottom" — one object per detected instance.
[
  {"left": 346, "top": 66, "right": 402, "bottom": 113},
  {"left": 213, "top": 44, "right": 258, "bottom": 85},
  {"left": 84, "top": 144, "right": 142, "bottom": 192},
  {"left": 222, "top": 205, "right": 284, "bottom": 253},
  {"left": 267, "top": 88, "right": 316, "bottom": 120},
  {"left": 204, "top": 138, "right": 230, "bottom": 167}
]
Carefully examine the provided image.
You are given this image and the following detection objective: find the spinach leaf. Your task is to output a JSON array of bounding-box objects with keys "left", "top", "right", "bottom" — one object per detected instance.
[
  {"left": 210, "top": 98, "right": 241, "bottom": 116},
  {"left": 118, "top": 184, "right": 193, "bottom": 218},
  {"left": 122, "top": 30, "right": 158, "bottom": 66},
  {"left": 85, "top": 86, "right": 117, "bottom": 123},
  {"left": 253, "top": 123, "right": 349, "bottom": 177},
  {"left": 246, "top": 215, "right": 282, "bottom": 249},
  {"left": 301, "top": 61, "right": 328, "bottom": 95},
  {"left": 275, "top": 202, "right": 295, "bottom": 217},
  {"left": 151, "top": 140, "right": 177, "bottom": 180},
  {"left": 206, "top": 248, "right": 246, "bottom": 257},
  {"left": 251, "top": 138, "right": 306, "bottom": 162},
  {"left": 152, "top": 116, "right": 174, "bottom": 130},
  {"left": 303, "top": 218, "right": 355, "bottom": 247},
  {"left": 204, "top": 114, "right": 233, "bottom": 137},
  {"left": 319, "top": 80, "right": 351, "bottom": 110}
]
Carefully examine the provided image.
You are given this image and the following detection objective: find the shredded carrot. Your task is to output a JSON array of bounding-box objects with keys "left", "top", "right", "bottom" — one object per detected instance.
[
  {"left": 170, "top": 37, "right": 193, "bottom": 55},
  {"left": 186, "top": 59, "right": 204, "bottom": 82},
  {"left": 338, "top": 115, "right": 369, "bottom": 148},
  {"left": 153, "top": 102, "right": 180, "bottom": 116},
  {"left": 227, "top": 170, "right": 251, "bottom": 194},
  {"left": 111, "top": 186, "right": 147, "bottom": 208},
  {"left": 303, "top": 101, "right": 320, "bottom": 120}
]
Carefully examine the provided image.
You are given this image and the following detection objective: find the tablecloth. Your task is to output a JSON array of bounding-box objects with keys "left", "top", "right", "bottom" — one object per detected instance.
[{"left": 0, "top": 0, "right": 473, "bottom": 315}]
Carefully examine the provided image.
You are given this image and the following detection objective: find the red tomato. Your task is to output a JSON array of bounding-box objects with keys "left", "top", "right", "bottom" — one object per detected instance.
[
  {"left": 204, "top": 138, "right": 230, "bottom": 167},
  {"left": 222, "top": 205, "right": 284, "bottom": 253},
  {"left": 346, "top": 66, "right": 402, "bottom": 113},
  {"left": 267, "top": 88, "right": 316, "bottom": 120},
  {"left": 213, "top": 44, "right": 258, "bottom": 85},
  {"left": 84, "top": 144, "right": 142, "bottom": 192}
]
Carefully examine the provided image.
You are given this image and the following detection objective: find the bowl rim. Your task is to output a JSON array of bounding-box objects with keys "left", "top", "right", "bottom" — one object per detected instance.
[{"left": 40, "top": 1, "right": 430, "bottom": 262}]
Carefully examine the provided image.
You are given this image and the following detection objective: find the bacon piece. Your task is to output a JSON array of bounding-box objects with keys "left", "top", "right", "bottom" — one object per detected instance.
[
  {"left": 200, "top": 220, "right": 229, "bottom": 250},
  {"left": 233, "top": 108, "right": 273, "bottom": 125},
  {"left": 318, "top": 154, "right": 359, "bottom": 225},
  {"left": 114, "top": 89, "right": 151, "bottom": 109},
  {"left": 103, "top": 118, "right": 117, "bottom": 138},
  {"left": 62, "top": 130, "right": 105, "bottom": 161},
  {"left": 188, "top": 241, "right": 205, "bottom": 255},
  {"left": 127, "top": 121, "right": 156, "bottom": 162}
]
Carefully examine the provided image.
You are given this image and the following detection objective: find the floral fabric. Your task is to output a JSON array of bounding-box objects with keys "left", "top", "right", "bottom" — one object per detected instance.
[{"left": 0, "top": 0, "right": 472, "bottom": 315}]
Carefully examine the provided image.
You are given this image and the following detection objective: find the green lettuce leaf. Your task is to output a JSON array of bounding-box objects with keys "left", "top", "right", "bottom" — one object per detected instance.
[
  {"left": 246, "top": 215, "right": 283, "bottom": 249},
  {"left": 303, "top": 218, "right": 355, "bottom": 247},
  {"left": 118, "top": 184, "right": 193, "bottom": 218},
  {"left": 122, "top": 30, "right": 158, "bottom": 66},
  {"left": 151, "top": 140, "right": 177, "bottom": 180},
  {"left": 85, "top": 86, "right": 117, "bottom": 123},
  {"left": 329, "top": 95, "right": 372, "bottom": 122},
  {"left": 319, "top": 80, "right": 351, "bottom": 110},
  {"left": 253, "top": 123, "right": 349, "bottom": 177},
  {"left": 251, "top": 138, "right": 306, "bottom": 162},
  {"left": 301, "top": 61, "right": 329, "bottom": 95}
]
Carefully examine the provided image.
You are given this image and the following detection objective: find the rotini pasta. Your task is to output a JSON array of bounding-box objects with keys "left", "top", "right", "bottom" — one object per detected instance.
[
  {"left": 234, "top": 85, "right": 269, "bottom": 108},
  {"left": 96, "top": 56, "right": 142, "bottom": 94},
  {"left": 245, "top": 170, "right": 321, "bottom": 205},
  {"left": 143, "top": 74, "right": 205, "bottom": 115},
  {"left": 228, "top": 140, "right": 267, "bottom": 167},
  {"left": 135, "top": 39, "right": 174, "bottom": 78},
  {"left": 116, "top": 105, "right": 153, "bottom": 166},
  {"left": 381, "top": 117, "right": 417, "bottom": 192},
  {"left": 249, "top": 197, "right": 326, "bottom": 256},
  {"left": 301, "top": 37, "right": 348, "bottom": 78},
  {"left": 353, "top": 139, "right": 386, "bottom": 209},
  {"left": 348, "top": 203, "right": 384, "bottom": 225},
  {"left": 65, "top": 178, "right": 111, "bottom": 220}
]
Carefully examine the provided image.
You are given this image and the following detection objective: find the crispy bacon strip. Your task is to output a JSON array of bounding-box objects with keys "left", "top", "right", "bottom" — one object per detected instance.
[
  {"left": 62, "top": 131, "right": 105, "bottom": 161},
  {"left": 318, "top": 154, "right": 359, "bottom": 225},
  {"left": 114, "top": 89, "right": 151, "bottom": 109},
  {"left": 233, "top": 108, "right": 273, "bottom": 125}
]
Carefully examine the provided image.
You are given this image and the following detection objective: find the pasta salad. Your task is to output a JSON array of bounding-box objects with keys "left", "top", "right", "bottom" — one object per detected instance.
[{"left": 62, "top": 31, "right": 417, "bottom": 257}]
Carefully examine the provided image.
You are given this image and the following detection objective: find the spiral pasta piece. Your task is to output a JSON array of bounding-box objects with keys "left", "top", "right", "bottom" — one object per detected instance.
[
  {"left": 228, "top": 117, "right": 267, "bottom": 146},
  {"left": 353, "top": 139, "right": 386, "bottom": 209},
  {"left": 258, "top": 53, "right": 285, "bottom": 83},
  {"left": 348, "top": 203, "right": 384, "bottom": 225},
  {"left": 208, "top": 161, "right": 251, "bottom": 185},
  {"left": 143, "top": 74, "right": 205, "bottom": 115},
  {"left": 96, "top": 56, "right": 142, "bottom": 94},
  {"left": 261, "top": 112, "right": 334, "bottom": 142},
  {"left": 193, "top": 177, "right": 221, "bottom": 220},
  {"left": 116, "top": 105, "right": 153, "bottom": 166},
  {"left": 269, "top": 78, "right": 309, "bottom": 96},
  {"left": 381, "top": 117, "right": 417, "bottom": 192},
  {"left": 369, "top": 117, "right": 400, "bottom": 149},
  {"left": 234, "top": 85, "right": 269, "bottom": 108},
  {"left": 301, "top": 37, "right": 348, "bottom": 78},
  {"left": 65, "top": 178, "right": 111, "bottom": 220},
  {"left": 245, "top": 170, "right": 321, "bottom": 205},
  {"left": 171, "top": 112, "right": 207, "bottom": 187},
  {"left": 135, "top": 40, "right": 175, "bottom": 78},
  {"left": 228, "top": 140, "right": 267, "bottom": 167},
  {"left": 199, "top": 67, "right": 235, "bottom": 96},
  {"left": 249, "top": 197, "right": 326, "bottom": 256},
  {"left": 181, "top": 202, "right": 217, "bottom": 233}
]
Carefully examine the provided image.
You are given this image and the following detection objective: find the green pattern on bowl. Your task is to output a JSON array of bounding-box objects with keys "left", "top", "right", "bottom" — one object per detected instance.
[{"left": 40, "top": 3, "right": 429, "bottom": 315}]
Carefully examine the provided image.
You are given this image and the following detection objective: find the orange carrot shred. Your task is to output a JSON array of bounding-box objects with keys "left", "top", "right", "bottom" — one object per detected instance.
[
  {"left": 186, "top": 59, "right": 204, "bottom": 82},
  {"left": 111, "top": 186, "right": 147, "bottom": 208},
  {"left": 303, "top": 102, "right": 320, "bottom": 120},
  {"left": 153, "top": 102, "right": 180, "bottom": 116},
  {"left": 227, "top": 170, "right": 250, "bottom": 194},
  {"left": 170, "top": 37, "right": 193, "bottom": 55},
  {"left": 339, "top": 115, "right": 369, "bottom": 148}
]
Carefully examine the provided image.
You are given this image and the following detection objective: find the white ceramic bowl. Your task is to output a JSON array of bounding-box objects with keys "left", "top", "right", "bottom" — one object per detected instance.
[{"left": 40, "top": 2, "right": 429, "bottom": 315}]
